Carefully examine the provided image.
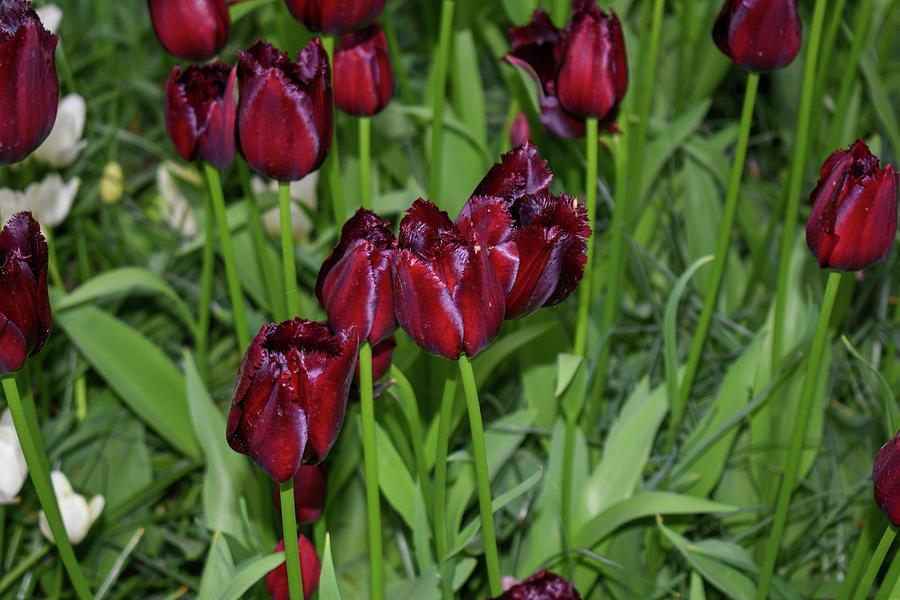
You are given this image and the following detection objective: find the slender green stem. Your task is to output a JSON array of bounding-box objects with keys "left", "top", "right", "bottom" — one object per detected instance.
[
  {"left": 771, "top": 0, "right": 829, "bottom": 368},
  {"left": 457, "top": 354, "right": 502, "bottom": 596},
  {"left": 560, "top": 411, "right": 577, "bottom": 580},
  {"left": 359, "top": 342, "right": 384, "bottom": 600},
  {"left": 851, "top": 527, "right": 897, "bottom": 600},
  {"left": 278, "top": 181, "right": 301, "bottom": 318},
  {"left": 433, "top": 373, "right": 457, "bottom": 563},
  {"left": 359, "top": 117, "right": 372, "bottom": 211},
  {"left": 42, "top": 228, "right": 65, "bottom": 291},
  {"left": 677, "top": 73, "right": 759, "bottom": 418},
  {"left": 826, "top": 0, "right": 874, "bottom": 150},
  {"left": 197, "top": 186, "right": 216, "bottom": 379},
  {"left": 0, "top": 545, "right": 50, "bottom": 595},
  {"left": 279, "top": 479, "right": 305, "bottom": 600},
  {"left": 837, "top": 507, "right": 883, "bottom": 600},
  {"left": 381, "top": 8, "right": 415, "bottom": 105},
  {"left": 875, "top": 534, "right": 900, "bottom": 600},
  {"left": 757, "top": 270, "right": 842, "bottom": 599},
  {"left": 1, "top": 376, "right": 92, "bottom": 600},
  {"left": 321, "top": 36, "right": 344, "bottom": 226},
  {"left": 428, "top": 0, "right": 455, "bottom": 207},
  {"left": 0, "top": 505, "right": 4, "bottom": 566},
  {"left": 573, "top": 117, "right": 598, "bottom": 358}
]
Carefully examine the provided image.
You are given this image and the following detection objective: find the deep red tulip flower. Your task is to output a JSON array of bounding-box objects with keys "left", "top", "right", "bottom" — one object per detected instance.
[
  {"left": 165, "top": 62, "right": 237, "bottom": 168},
  {"left": 473, "top": 141, "right": 553, "bottom": 201},
  {"left": 490, "top": 569, "right": 582, "bottom": 600},
  {"left": 0, "top": 213, "right": 51, "bottom": 375},
  {"left": 712, "top": 0, "right": 801, "bottom": 72},
  {"left": 284, "top": 0, "right": 385, "bottom": 35},
  {"left": 333, "top": 23, "right": 393, "bottom": 116},
  {"left": 0, "top": 0, "right": 58, "bottom": 166},
  {"left": 806, "top": 139, "right": 898, "bottom": 271},
  {"left": 265, "top": 535, "right": 321, "bottom": 600},
  {"left": 272, "top": 464, "right": 326, "bottom": 524},
  {"left": 226, "top": 319, "right": 358, "bottom": 482},
  {"left": 874, "top": 429, "right": 900, "bottom": 526},
  {"left": 237, "top": 39, "right": 333, "bottom": 182},
  {"left": 510, "top": 111, "right": 531, "bottom": 148},
  {"left": 147, "top": 0, "right": 229, "bottom": 61},
  {"left": 316, "top": 209, "right": 396, "bottom": 345},
  {"left": 393, "top": 200, "right": 504, "bottom": 360}
]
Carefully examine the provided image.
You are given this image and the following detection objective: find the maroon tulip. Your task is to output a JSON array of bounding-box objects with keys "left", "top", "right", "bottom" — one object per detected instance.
[
  {"left": 226, "top": 319, "right": 359, "bottom": 482},
  {"left": 237, "top": 39, "right": 333, "bottom": 182},
  {"left": 265, "top": 535, "right": 321, "bottom": 600},
  {"left": 805, "top": 139, "right": 898, "bottom": 271},
  {"left": 333, "top": 23, "right": 393, "bottom": 116},
  {"left": 490, "top": 569, "right": 581, "bottom": 600},
  {"left": 392, "top": 200, "right": 505, "bottom": 360},
  {"left": 316, "top": 208, "right": 396, "bottom": 345},
  {"left": 165, "top": 62, "right": 236, "bottom": 168},
  {"left": 510, "top": 110, "right": 531, "bottom": 148},
  {"left": 874, "top": 429, "right": 900, "bottom": 526},
  {"left": 0, "top": 0, "right": 58, "bottom": 166},
  {"left": 272, "top": 464, "right": 326, "bottom": 524},
  {"left": 0, "top": 212, "right": 51, "bottom": 375},
  {"left": 147, "top": 0, "right": 230, "bottom": 61},
  {"left": 712, "top": 0, "right": 802, "bottom": 72},
  {"left": 284, "top": 0, "right": 385, "bottom": 35}
]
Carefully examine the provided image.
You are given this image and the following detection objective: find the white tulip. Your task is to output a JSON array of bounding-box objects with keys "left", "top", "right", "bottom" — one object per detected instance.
[
  {"left": 156, "top": 164, "right": 199, "bottom": 238},
  {"left": 0, "top": 174, "right": 80, "bottom": 228},
  {"left": 0, "top": 408, "right": 28, "bottom": 505},
  {"left": 252, "top": 172, "right": 318, "bottom": 240},
  {"left": 35, "top": 4, "right": 62, "bottom": 34},
  {"left": 39, "top": 471, "right": 104, "bottom": 545},
  {"left": 32, "top": 94, "right": 88, "bottom": 168}
]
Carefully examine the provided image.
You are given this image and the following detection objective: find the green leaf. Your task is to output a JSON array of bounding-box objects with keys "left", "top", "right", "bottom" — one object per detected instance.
[
  {"left": 374, "top": 421, "right": 418, "bottom": 528},
  {"left": 228, "top": 0, "right": 276, "bottom": 21},
  {"left": 842, "top": 335, "right": 899, "bottom": 433},
  {"left": 475, "top": 321, "right": 554, "bottom": 388},
  {"left": 198, "top": 531, "right": 237, "bottom": 600},
  {"left": 556, "top": 353, "right": 587, "bottom": 420},
  {"left": 221, "top": 552, "right": 285, "bottom": 600},
  {"left": 318, "top": 534, "right": 342, "bottom": 600}
]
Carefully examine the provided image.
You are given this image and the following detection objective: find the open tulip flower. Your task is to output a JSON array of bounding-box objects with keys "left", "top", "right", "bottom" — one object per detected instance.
[
  {"left": 148, "top": 0, "right": 230, "bottom": 61},
  {"left": 874, "top": 429, "right": 900, "bottom": 526},
  {"left": 713, "top": 0, "right": 802, "bottom": 72},
  {"left": 284, "top": 0, "right": 385, "bottom": 35},
  {"left": 490, "top": 569, "right": 582, "bottom": 600},
  {"left": 333, "top": 23, "right": 394, "bottom": 117},
  {"left": 266, "top": 535, "right": 321, "bottom": 600},
  {"left": 38, "top": 471, "right": 104, "bottom": 545}
]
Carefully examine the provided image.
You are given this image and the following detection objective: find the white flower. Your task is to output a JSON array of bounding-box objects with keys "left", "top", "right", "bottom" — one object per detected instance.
[
  {"left": 156, "top": 163, "right": 198, "bottom": 238},
  {"left": 35, "top": 3, "right": 62, "bottom": 34},
  {"left": 252, "top": 172, "right": 318, "bottom": 240},
  {"left": 0, "top": 174, "right": 80, "bottom": 228},
  {"left": 32, "top": 94, "right": 88, "bottom": 168},
  {"left": 0, "top": 408, "right": 28, "bottom": 504},
  {"left": 39, "top": 471, "right": 104, "bottom": 545}
]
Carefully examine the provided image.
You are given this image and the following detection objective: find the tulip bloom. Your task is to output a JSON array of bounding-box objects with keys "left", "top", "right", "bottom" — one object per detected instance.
[
  {"left": 874, "top": 429, "right": 900, "bottom": 526},
  {"left": 165, "top": 62, "right": 237, "bottom": 168},
  {"left": 226, "top": 319, "right": 358, "bottom": 482},
  {"left": 284, "top": 0, "right": 385, "bottom": 35},
  {"left": 147, "top": 0, "right": 230, "bottom": 61},
  {"left": 237, "top": 39, "right": 333, "bottom": 182},
  {"left": 333, "top": 23, "right": 393, "bottom": 116},
  {"left": 33, "top": 93, "right": 87, "bottom": 168},
  {"left": 712, "top": 0, "right": 802, "bottom": 72},
  {"left": 0, "top": 212, "right": 51, "bottom": 375},
  {"left": 805, "top": 139, "right": 898, "bottom": 271},
  {"left": 0, "top": 408, "right": 27, "bottom": 504},
  {"left": 0, "top": 0, "right": 59, "bottom": 166},
  {"left": 273, "top": 464, "right": 326, "bottom": 524},
  {"left": 510, "top": 111, "right": 531, "bottom": 148},
  {"left": 0, "top": 173, "right": 79, "bottom": 228},
  {"left": 490, "top": 569, "right": 581, "bottom": 600},
  {"left": 38, "top": 471, "right": 104, "bottom": 545},
  {"left": 266, "top": 535, "right": 321, "bottom": 600}
]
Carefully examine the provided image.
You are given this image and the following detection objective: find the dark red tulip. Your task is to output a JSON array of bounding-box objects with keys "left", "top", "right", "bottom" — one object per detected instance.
[
  {"left": 237, "top": 39, "right": 333, "bottom": 182},
  {"left": 392, "top": 200, "right": 505, "bottom": 360},
  {"left": 333, "top": 23, "right": 393, "bottom": 116},
  {"left": 147, "top": 0, "right": 230, "bottom": 61},
  {"left": 472, "top": 141, "right": 553, "bottom": 201},
  {"left": 284, "top": 0, "right": 385, "bottom": 35},
  {"left": 490, "top": 569, "right": 582, "bottom": 600},
  {"left": 874, "top": 429, "right": 900, "bottom": 526},
  {"left": 712, "top": 0, "right": 801, "bottom": 72},
  {"left": 226, "top": 319, "right": 358, "bottom": 482},
  {"left": 0, "top": 212, "right": 51, "bottom": 375},
  {"left": 806, "top": 139, "right": 898, "bottom": 271},
  {"left": 316, "top": 209, "right": 396, "bottom": 345},
  {"left": 510, "top": 111, "right": 531, "bottom": 148},
  {"left": 265, "top": 535, "right": 321, "bottom": 600},
  {"left": 272, "top": 464, "right": 326, "bottom": 524},
  {"left": 0, "top": 0, "right": 58, "bottom": 166},
  {"left": 165, "top": 62, "right": 236, "bottom": 168}
]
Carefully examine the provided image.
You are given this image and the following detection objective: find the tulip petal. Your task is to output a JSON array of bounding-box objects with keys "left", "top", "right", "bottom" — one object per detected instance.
[
  {"left": 715, "top": 0, "right": 802, "bottom": 72},
  {"left": 0, "top": 314, "right": 26, "bottom": 375},
  {"left": 0, "top": 212, "right": 51, "bottom": 357},
  {"left": 875, "top": 430, "right": 900, "bottom": 526},
  {"left": 455, "top": 235, "right": 505, "bottom": 358},
  {"left": 472, "top": 141, "right": 553, "bottom": 200},
  {"left": 266, "top": 535, "right": 322, "bottom": 600},
  {"left": 148, "top": 0, "right": 230, "bottom": 61}
]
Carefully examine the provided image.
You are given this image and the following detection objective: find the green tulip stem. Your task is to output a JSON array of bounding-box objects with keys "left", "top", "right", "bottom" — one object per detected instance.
[
  {"left": 197, "top": 185, "right": 216, "bottom": 379},
  {"left": 359, "top": 341, "right": 384, "bottom": 600},
  {"left": 674, "top": 72, "right": 759, "bottom": 440},
  {"left": 360, "top": 116, "right": 372, "bottom": 211},
  {"left": 837, "top": 506, "right": 886, "bottom": 600},
  {"left": 851, "top": 527, "right": 897, "bottom": 600},
  {"left": 204, "top": 163, "right": 250, "bottom": 351},
  {"left": 757, "top": 270, "right": 842, "bottom": 599},
  {"left": 41, "top": 227, "right": 65, "bottom": 291},
  {"left": 771, "top": 0, "right": 829, "bottom": 369},
  {"left": 433, "top": 372, "right": 458, "bottom": 562},
  {"left": 428, "top": 0, "right": 455, "bottom": 207},
  {"left": 1, "top": 375, "right": 93, "bottom": 600},
  {"left": 322, "top": 35, "right": 345, "bottom": 226},
  {"left": 458, "top": 353, "right": 502, "bottom": 596},
  {"left": 573, "top": 116, "right": 598, "bottom": 358},
  {"left": 826, "top": 0, "right": 874, "bottom": 151},
  {"left": 278, "top": 181, "right": 301, "bottom": 318},
  {"left": 875, "top": 534, "right": 900, "bottom": 600},
  {"left": 279, "top": 479, "right": 305, "bottom": 600}
]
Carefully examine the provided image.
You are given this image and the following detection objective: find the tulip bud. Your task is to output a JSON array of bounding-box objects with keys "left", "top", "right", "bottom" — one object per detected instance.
[
  {"left": 712, "top": 0, "right": 802, "bottom": 72},
  {"left": 32, "top": 93, "right": 87, "bottom": 168},
  {"left": 100, "top": 162, "right": 124, "bottom": 204},
  {"left": 147, "top": 0, "right": 229, "bottom": 61},
  {"left": 874, "top": 429, "right": 900, "bottom": 526},
  {"left": 265, "top": 535, "right": 321, "bottom": 600},
  {"left": 510, "top": 111, "right": 530, "bottom": 148},
  {"left": 0, "top": 408, "right": 27, "bottom": 504},
  {"left": 284, "top": 0, "right": 385, "bottom": 35},
  {"left": 333, "top": 23, "right": 393, "bottom": 116},
  {"left": 38, "top": 471, "right": 104, "bottom": 545},
  {"left": 805, "top": 139, "right": 898, "bottom": 271},
  {"left": 0, "top": 0, "right": 59, "bottom": 166},
  {"left": 490, "top": 569, "right": 582, "bottom": 599},
  {"left": 237, "top": 39, "right": 333, "bottom": 182},
  {"left": 272, "top": 464, "right": 326, "bottom": 524}
]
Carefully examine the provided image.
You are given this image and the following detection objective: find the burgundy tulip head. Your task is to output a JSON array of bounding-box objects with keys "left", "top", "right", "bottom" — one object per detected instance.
[
  {"left": 0, "top": 0, "right": 58, "bottom": 166},
  {"left": 805, "top": 139, "right": 898, "bottom": 271},
  {"left": 265, "top": 535, "right": 321, "bottom": 600},
  {"left": 284, "top": 0, "right": 385, "bottom": 35},
  {"left": 226, "top": 319, "right": 359, "bottom": 482},
  {"left": 237, "top": 39, "right": 333, "bottom": 182},
  {"left": 148, "top": 0, "right": 230, "bottom": 61},
  {"left": 712, "top": 0, "right": 802, "bottom": 72},
  {"left": 272, "top": 464, "right": 327, "bottom": 524},
  {"left": 874, "top": 429, "right": 900, "bottom": 527},
  {"left": 490, "top": 569, "right": 582, "bottom": 600},
  {"left": 333, "top": 23, "right": 393, "bottom": 116},
  {"left": 165, "top": 62, "right": 236, "bottom": 168},
  {"left": 392, "top": 199, "right": 505, "bottom": 360},
  {"left": 0, "top": 212, "right": 51, "bottom": 375}
]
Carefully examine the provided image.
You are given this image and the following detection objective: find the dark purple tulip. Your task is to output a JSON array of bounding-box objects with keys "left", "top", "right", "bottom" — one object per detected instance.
[
  {"left": 265, "top": 535, "right": 321, "bottom": 600},
  {"left": 806, "top": 139, "right": 898, "bottom": 271},
  {"left": 874, "top": 429, "right": 900, "bottom": 526},
  {"left": 147, "top": 0, "right": 230, "bottom": 61},
  {"left": 712, "top": 0, "right": 802, "bottom": 72},
  {"left": 272, "top": 464, "right": 326, "bottom": 524},
  {"left": 226, "top": 319, "right": 358, "bottom": 482},
  {"left": 392, "top": 199, "right": 505, "bottom": 360},
  {"left": 0, "top": 212, "right": 51, "bottom": 375},
  {"left": 0, "top": 0, "right": 58, "bottom": 166},
  {"left": 165, "top": 62, "right": 236, "bottom": 168},
  {"left": 472, "top": 141, "right": 553, "bottom": 201},
  {"left": 490, "top": 569, "right": 582, "bottom": 600},
  {"left": 236, "top": 39, "right": 333, "bottom": 182},
  {"left": 333, "top": 23, "right": 393, "bottom": 116},
  {"left": 284, "top": 0, "right": 385, "bottom": 35}
]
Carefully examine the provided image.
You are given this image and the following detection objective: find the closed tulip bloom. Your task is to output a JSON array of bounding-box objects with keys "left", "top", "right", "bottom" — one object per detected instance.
[
  {"left": 266, "top": 535, "right": 321, "bottom": 600},
  {"left": 226, "top": 319, "right": 358, "bottom": 482},
  {"left": 272, "top": 464, "right": 326, "bottom": 524},
  {"left": 0, "top": 0, "right": 58, "bottom": 166},
  {"left": 284, "top": 0, "right": 385, "bottom": 35},
  {"left": 490, "top": 569, "right": 581, "bottom": 600},
  {"left": 237, "top": 39, "right": 333, "bottom": 182},
  {"left": 333, "top": 23, "right": 393, "bottom": 116},
  {"left": 148, "top": 0, "right": 229, "bottom": 61},
  {"left": 712, "top": 0, "right": 801, "bottom": 72},
  {"left": 805, "top": 139, "right": 898, "bottom": 271},
  {"left": 874, "top": 429, "right": 900, "bottom": 526},
  {"left": 165, "top": 62, "right": 237, "bottom": 168}
]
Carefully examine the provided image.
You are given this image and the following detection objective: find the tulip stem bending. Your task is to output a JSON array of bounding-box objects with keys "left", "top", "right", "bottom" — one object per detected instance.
[
  {"left": 573, "top": 116, "right": 598, "bottom": 358},
  {"left": 1, "top": 375, "right": 93, "bottom": 600},
  {"left": 756, "top": 270, "right": 841, "bottom": 599},
  {"left": 359, "top": 341, "right": 384, "bottom": 600},
  {"left": 279, "top": 479, "right": 305, "bottom": 600},
  {"left": 428, "top": 0, "right": 455, "bottom": 208},
  {"left": 279, "top": 181, "right": 301, "bottom": 318},
  {"left": 850, "top": 527, "right": 897, "bottom": 600},
  {"left": 359, "top": 117, "right": 372, "bottom": 211}
]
